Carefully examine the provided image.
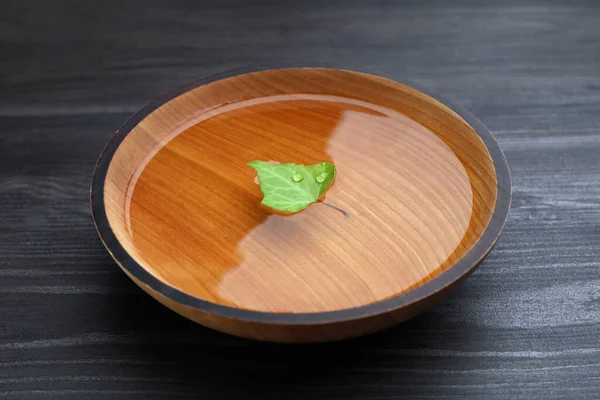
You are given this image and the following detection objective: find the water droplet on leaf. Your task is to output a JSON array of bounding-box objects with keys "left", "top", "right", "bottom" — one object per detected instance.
[
  {"left": 292, "top": 173, "right": 304, "bottom": 182},
  {"left": 316, "top": 172, "right": 328, "bottom": 183}
]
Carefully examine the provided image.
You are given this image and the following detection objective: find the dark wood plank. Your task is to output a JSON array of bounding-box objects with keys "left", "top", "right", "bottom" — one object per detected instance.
[{"left": 1, "top": 0, "right": 600, "bottom": 398}]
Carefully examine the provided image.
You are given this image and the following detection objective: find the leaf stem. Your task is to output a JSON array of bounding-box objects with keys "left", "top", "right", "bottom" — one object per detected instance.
[{"left": 320, "top": 201, "right": 350, "bottom": 219}]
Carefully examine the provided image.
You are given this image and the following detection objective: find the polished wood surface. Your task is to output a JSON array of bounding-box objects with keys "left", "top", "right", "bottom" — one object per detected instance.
[
  {"left": 128, "top": 268, "right": 451, "bottom": 343},
  {"left": 103, "top": 68, "right": 498, "bottom": 317}
]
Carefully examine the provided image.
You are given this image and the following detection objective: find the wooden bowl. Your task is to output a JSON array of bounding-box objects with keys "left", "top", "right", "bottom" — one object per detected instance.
[{"left": 91, "top": 66, "right": 511, "bottom": 343}]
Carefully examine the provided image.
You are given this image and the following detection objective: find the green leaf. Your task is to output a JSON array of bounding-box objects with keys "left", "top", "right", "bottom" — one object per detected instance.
[{"left": 248, "top": 161, "right": 336, "bottom": 213}]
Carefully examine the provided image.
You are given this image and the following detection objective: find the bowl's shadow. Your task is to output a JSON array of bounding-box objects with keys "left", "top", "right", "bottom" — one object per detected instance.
[{"left": 102, "top": 260, "right": 470, "bottom": 398}]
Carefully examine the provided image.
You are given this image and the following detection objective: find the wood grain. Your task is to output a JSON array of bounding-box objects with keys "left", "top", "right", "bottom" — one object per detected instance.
[{"left": 1, "top": 0, "right": 600, "bottom": 397}]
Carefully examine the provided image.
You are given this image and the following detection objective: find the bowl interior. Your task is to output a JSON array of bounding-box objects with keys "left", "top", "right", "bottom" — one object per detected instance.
[{"left": 103, "top": 68, "right": 497, "bottom": 314}]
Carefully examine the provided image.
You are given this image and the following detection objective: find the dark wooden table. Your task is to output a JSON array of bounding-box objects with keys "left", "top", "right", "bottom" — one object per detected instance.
[{"left": 1, "top": 0, "right": 599, "bottom": 398}]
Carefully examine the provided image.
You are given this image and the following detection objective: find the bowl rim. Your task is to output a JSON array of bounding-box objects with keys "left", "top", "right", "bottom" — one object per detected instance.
[{"left": 90, "top": 63, "right": 512, "bottom": 325}]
